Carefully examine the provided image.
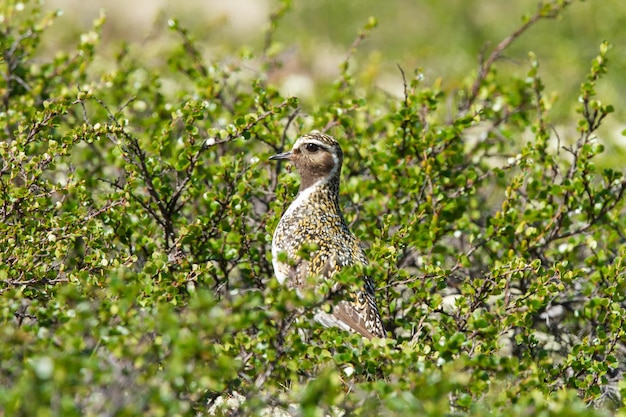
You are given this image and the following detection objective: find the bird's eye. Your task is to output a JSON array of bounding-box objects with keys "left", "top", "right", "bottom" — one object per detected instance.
[{"left": 305, "top": 143, "right": 320, "bottom": 153}]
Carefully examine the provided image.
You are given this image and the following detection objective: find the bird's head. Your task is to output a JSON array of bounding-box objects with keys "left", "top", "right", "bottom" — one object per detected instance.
[{"left": 270, "top": 131, "right": 343, "bottom": 191}]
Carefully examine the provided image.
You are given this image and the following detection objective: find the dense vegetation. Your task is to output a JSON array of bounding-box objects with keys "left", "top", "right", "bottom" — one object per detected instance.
[{"left": 2, "top": 0, "right": 626, "bottom": 415}]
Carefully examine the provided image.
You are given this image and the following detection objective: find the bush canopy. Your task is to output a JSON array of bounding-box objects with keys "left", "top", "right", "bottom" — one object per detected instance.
[{"left": 1, "top": 1, "right": 625, "bottom": 416}]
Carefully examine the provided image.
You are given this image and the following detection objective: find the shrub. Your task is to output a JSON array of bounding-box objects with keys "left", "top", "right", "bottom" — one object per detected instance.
[{"left": 1, "top": 0, "right": 625, "bottom": 416}]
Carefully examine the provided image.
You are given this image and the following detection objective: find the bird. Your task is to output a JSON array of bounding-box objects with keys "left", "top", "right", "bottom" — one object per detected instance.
[{"left": 270, "top": 131, "right": 386, "bottom": 339}]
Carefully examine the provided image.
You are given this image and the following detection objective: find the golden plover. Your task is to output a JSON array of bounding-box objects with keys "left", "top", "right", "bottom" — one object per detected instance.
[{"left": 270, "top": 131, "right": 385, "bottom": 339}]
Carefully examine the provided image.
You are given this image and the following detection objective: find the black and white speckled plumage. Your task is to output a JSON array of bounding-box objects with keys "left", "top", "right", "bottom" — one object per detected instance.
[{"left": 270, "top": 131, "right": 385, "bottom": 339}]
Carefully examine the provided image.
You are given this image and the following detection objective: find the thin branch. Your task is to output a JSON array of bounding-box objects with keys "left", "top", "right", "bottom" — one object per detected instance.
[{"left": 460, "top": 2, "right": 572, "bottom": 113}]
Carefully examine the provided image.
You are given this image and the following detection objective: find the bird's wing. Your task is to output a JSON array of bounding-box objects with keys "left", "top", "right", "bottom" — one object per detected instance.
[
  {"left": 286, "top": 250, "right": 386, "bottom": 339},
  {"left": 333, "top": 297, "right": 385, "bottom": 339}
]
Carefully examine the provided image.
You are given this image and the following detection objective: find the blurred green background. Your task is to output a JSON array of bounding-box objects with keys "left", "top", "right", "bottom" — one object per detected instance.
[{"left": 45, "top": 0, "right": 625, "bottom": 141}]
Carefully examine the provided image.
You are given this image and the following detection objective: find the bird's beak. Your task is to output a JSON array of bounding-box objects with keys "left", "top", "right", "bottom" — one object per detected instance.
[{"left": 269, "top": 151, "right": 293, "bottom": 161}]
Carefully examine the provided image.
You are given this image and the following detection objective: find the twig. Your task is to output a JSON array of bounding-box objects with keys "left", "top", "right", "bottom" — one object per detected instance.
[{"left": 460, "top": 1, "right": 572, "bottom": 113}]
